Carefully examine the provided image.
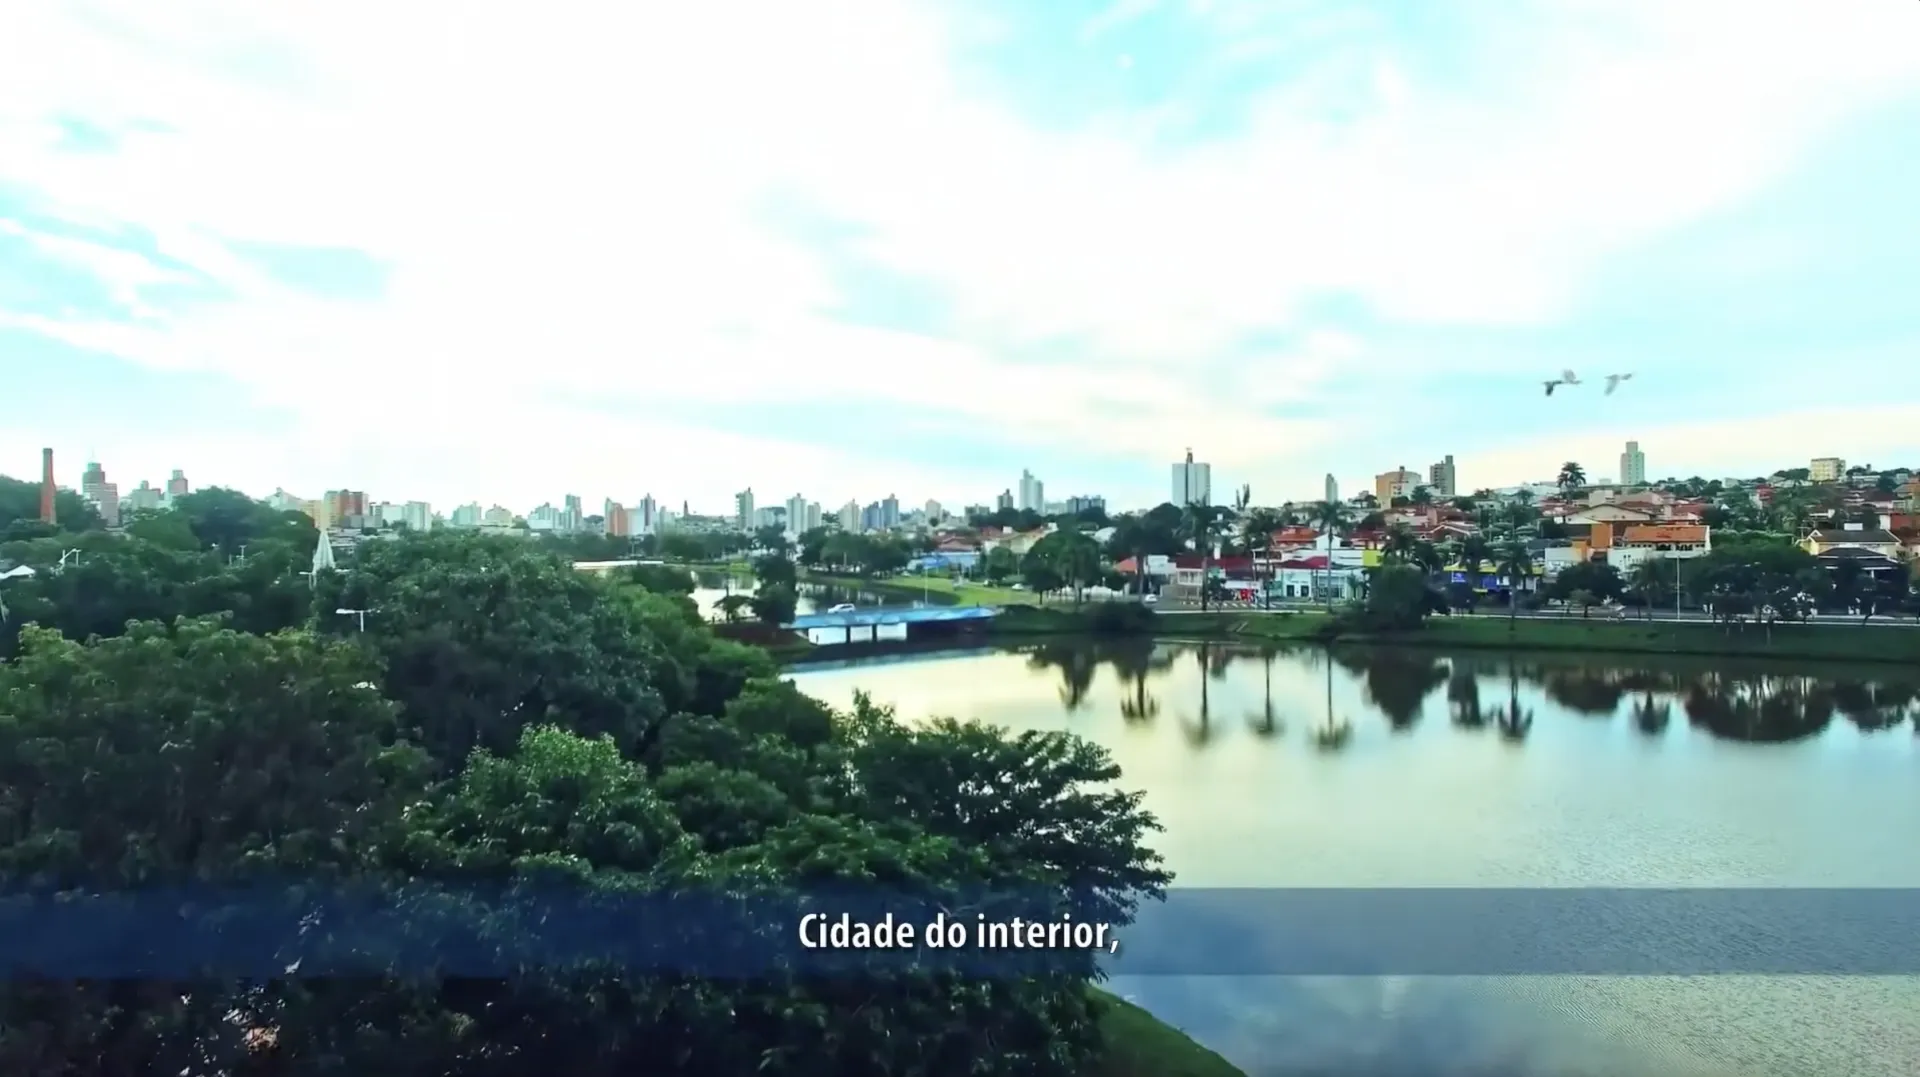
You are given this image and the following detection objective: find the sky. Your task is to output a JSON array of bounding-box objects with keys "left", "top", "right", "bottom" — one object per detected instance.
[{"left": 2, "top": 0, "right": 1918, "bottom": 515}]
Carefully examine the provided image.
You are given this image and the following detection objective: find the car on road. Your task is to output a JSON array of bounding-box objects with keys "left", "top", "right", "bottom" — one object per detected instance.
[{"left": 826, "top": 602, "right": 857, "bottom": 613}]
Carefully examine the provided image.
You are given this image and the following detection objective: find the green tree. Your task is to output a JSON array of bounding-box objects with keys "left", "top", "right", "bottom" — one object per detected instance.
[
  {"left": 714, "top": 592, "right": 754, "bottom": 623},
  {"left": 1549, "top": 561, "right": 1624, "bottom": 611},
  {"left": 1557, "top": 461, "right": 1586, "bottom": 495},
  {"left": 983, "top": 544, "right": 1020, "bottom": 584},
  {"left": 1361, "top": 563, "right": 1443, "bottom": 630},
  {"left": 0, "top": 619, "right": 431, "bottom": 1075},
  {"left": 1310, "top": 499, "right": 1352, "bottom": 607},
  {"left": 1495, "top": 538, "right": 1532, "bottom": 625},
  {"left": 0, "top": 530, "right": 1175, "bottom": 1077},
  {"left": 0, "top": 474, "right": 104, "bottom": 536},
  {"left": 1179, "top": 502, "right": 1227, "bottom": 611},
  {"left": 171, "top": 487, "right": 318, "bottom": 556}
]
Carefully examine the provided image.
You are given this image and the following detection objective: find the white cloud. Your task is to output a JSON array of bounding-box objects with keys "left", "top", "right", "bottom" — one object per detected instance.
[{"left": 1, "top": 0, "right": 1917, "bottom": 508}]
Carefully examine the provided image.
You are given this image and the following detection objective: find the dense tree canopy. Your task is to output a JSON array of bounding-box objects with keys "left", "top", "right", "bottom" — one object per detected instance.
[
  {"left": 0, "top": 498, "right": 1171, "bottom": 1076},
  {"left": 0, "top": 474, "right": 104, "bottom": 539}
]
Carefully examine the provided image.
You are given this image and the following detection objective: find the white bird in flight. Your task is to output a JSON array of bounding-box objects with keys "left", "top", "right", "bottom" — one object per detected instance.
[{"left": 1604, "top": 372, "right": 1634, "bottom": 395}]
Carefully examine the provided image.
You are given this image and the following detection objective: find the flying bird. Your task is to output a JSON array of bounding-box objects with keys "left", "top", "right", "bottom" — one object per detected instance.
[
  {"left": 1543, "top": 379, "right": 1563, "bottom": 396},
  {"left": 1560, "top": 369, "right": 1581, "bottom": 385},
  {"left": 1604, "top": 372, "right": 1634, "bottom": 395}
]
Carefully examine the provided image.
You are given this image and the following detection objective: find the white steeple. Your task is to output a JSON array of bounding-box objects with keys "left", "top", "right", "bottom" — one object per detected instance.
[{"left": 311, "top": 530, "right": 336, "bottom": 575}]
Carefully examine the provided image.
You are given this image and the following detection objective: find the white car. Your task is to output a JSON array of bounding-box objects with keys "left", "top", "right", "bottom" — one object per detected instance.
[
  {"left": 826, "top": 602, "right": 857, "bottom": 613},
  {"left": 1142, "top": 593, "right": 1158, "bottom": 605}
]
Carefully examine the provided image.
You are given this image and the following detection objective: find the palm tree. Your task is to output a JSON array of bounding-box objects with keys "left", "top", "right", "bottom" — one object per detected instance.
[
  {"left": 1495, "top": 538, "right": 1531, "bottom": 626},
  {"left": 1458, "top": 534, "right": 1491, "bottom": 610},
  {"left": 714, "top": 593, "right": 754, "bottom": 623},
  {"left": 1179, "top": 501, "right": 1222, "bottom": 611},
  {"left": 1629, "top": 559, "right": 1665, "bottom": 620},
  {"left": 1557, "top": 461, "right": 1586, "bottom": 495},
  {"left": 1311, "top": 498, "right": 1352, "bottom": 607},
  {"left": 1381, "top": 523, "right": 1418, "bottom": 564}
]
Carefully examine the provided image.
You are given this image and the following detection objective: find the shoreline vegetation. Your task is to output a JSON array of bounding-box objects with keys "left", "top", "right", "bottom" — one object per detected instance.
[{"left": 709, "top": 567, "right": 1920, "bottom": 666}]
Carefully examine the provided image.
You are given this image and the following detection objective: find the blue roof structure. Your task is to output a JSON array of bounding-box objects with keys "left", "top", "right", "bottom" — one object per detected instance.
[{"left": 787, "top": 606, "right": 999, "bottom": 630}]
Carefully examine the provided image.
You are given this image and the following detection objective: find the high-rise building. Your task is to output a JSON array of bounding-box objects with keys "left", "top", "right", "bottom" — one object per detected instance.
[
  {"left": 123, "top": 480, "right": 164, "bottom": 513},
  {"left": 450, "top": 502, "right": 483, "bottom": 527},
  {"left": 1810, "top": 457, "right": 1845, "bottom": 483},
  {"left": 735, "top": 488, "right": 755, "bottom": 530},
  {"left": 1171, "top": 449, "right": 1211, "bottom": 507},
  {"left": 1065, "top": 495, "right": 1106, "bottom": 515},
  {"left": 995, "top": 489, "right": 1014, "bottom": 512},
  {"left": 1619, "top": 441, "right": 1646, "bottom": 487},
  {"left": 1017, "top": 471, "right": 1044, "bottom": 513},
  {"left": 634, "top": 495, "right": 658, "bottom": 536},
  {"left": 604, "top": 497, "right": 630, "bottom": 537},
  {"left": 1374, "top": 465, "right": 1420, "bottom": 503},
  {"left": 1427, "top": 455, "right": 1457, "bottom": 498},
  {"left": 925, "top": 499, "right": 944, "bottom": 524},
  {"left": 326, "top": 490, "right": 369, "bottom": 528},
  {"left": 838, "top": 500, "right": 861, "bottom": 532},
  {"left": 165, "top": 469, "right": 190, "bottom": 499},
  {"left": 881, "top": 494, "right": 901, "bottom": 529},
  {"left": 80, "top": 460, "right": 119, "bottom": 526},
  {"left": 805, "top": 501, "right": 822, "bottom": 531},
  {"left": 785, "top": 494, "right": 809, "bottom": 537},
  {"left": 1324, "top": 473, "right": 1339, "bottom": 505}
]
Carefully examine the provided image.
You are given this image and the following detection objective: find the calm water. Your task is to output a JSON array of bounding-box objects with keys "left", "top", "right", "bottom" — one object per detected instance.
[{"left": 790, "top": 640, "right": 1920, "bottom": 1077}]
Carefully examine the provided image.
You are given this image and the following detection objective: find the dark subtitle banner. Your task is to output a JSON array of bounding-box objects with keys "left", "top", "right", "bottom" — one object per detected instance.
[{"left": 1, "top": 887, "right": 1915, "bottom": 977}]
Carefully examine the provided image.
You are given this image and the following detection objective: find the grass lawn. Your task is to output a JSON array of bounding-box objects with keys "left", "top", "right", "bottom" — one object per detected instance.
[{"left": 1090, "top": 988, "right": 1244, "bottom": 1077}]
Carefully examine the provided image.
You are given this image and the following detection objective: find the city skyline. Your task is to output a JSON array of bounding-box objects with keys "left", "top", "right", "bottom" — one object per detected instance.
[
  {"left": 3, "top": 4, "right": 1918, "bottom": 509},
  {"left": 18, "top": 440, "right": 1911, "bottom": 531}
]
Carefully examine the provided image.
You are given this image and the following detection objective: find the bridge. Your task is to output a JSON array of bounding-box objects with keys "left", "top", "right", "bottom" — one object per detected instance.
[{"left": 787, "top": 605, "right": 999, "bottom": 645}]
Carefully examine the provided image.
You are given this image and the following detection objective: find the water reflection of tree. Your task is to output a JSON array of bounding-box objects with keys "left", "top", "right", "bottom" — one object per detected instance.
[
  {"left": 1179, "top": 642, "right": 1227, "bottom": 746},
  {"left": 1332, "top": 647, "right": 1446, "bottom": 732},
  {"left": 1830, "top": 678, "right": 1920, "bottom": 732},
  {"left": 1538, "top": 666, "right": 1630, "bottom": 716},
  {"left": 1026, "top": 641, "right": 1099, "bottom": 712},
  {"left": 1446, "top": 659, "right": 1489, "bottom": 729},
  {"left": 1102, "top": 639, "right": 1172, "bottom": 725},
  {"left": 1683, "top": 673, "right": 1835, "bottom": 743},
  {"left": 1495, "top": 662, "right": 1532, "bottom": 742},
  {"left": 1245, "top": 646, "right": 1283, "bottom": 738},
  {"left": 1631, "top": 692, "right": 1670, "bottom": 735},
  {"left": 1314, "top": 652, "right": 1353, "bottom": 751}
]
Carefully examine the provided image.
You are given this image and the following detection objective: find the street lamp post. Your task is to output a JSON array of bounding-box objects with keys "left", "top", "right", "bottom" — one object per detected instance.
[{"left": 335, "top": 607, "right": 373, "bottom": 632}]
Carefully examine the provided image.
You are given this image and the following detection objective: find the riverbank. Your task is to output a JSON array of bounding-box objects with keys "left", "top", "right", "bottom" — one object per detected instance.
[
  {"left": 1090, "top": 988, "right": 1243, "bottom": 1077},
  {"left": 993, "top": 607, "right": 1920, "bottom": 663}
]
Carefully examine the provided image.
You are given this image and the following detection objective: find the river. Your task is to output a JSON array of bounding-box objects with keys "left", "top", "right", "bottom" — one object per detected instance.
[{"left": 787, "top": 639, "right": 1920, "bottom": 1077}]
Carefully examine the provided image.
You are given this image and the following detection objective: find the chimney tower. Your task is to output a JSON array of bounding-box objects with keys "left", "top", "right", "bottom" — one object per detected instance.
[{"left": 39, "top": 447, "right": 55, "bottom": 524}]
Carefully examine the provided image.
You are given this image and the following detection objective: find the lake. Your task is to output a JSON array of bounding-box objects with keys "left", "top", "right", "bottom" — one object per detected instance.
[{"left": 789, "top": 639, "right": 1920, "bottom": 1077}]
